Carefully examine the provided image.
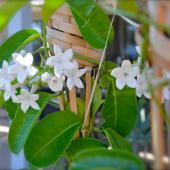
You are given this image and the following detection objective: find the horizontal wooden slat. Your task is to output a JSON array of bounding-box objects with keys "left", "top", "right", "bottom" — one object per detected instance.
[
  {"left": 47, "top": 35, "right": 72, "bottom": 49},
  {"left": 72, "top": 45, "right": 102, "bottom": 60},
  {"left": 56, "top": 4, "right": 72, "bottom": 16},
  {"left": 46, "top": 26, "right": 86, "bottom": 46},
  {"left": 50, "top": 20, "right": 82, "bottom": 36},
  {"left": 51, "top": 13, "right": 70, "bottom": 22}
]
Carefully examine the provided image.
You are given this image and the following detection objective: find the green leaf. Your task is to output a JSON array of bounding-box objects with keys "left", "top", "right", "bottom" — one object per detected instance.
[
  {"left": 69, "top": 148, "right": 146, "bottom": 170},
  {"left": 5, "top": 99, "right": 19, "bottom": 119},
  {"left": 77, "top": 97, "right": 85, "bottom": 122},
  {"left": 117, "top": 0, "right": 139, "bottom": 13},
  {"left": 104, "top": 128, "right": 133, "bottom": 152},
  {"left": 0, "top": 0, "right": 28, "bottom": 31},
  {"left": 8, "top": 92, "right": 52, "bottom": 154},
  {"left": 66, "top": 138, "right": 106, "bottom": 160},
  {"left": 66, "top": 0, "right": 114, "bottom": 49},
  {"left": 0, "top": 29, "right": 41, "bottom": 65},
  {"left": 101, "top": 80, "right": 137, "bottom": 137},
  {"left": 24, "top": 111, "right": 81, "bottom": 167},
  {"left": 42, "top": 0, "right": 65, "bottom": 23},
  {"left": 100, "top": 61, "right": 116, "bottom": 88},
  {"left": 91, "top": 83, "right": 103, "bottom": 117}
]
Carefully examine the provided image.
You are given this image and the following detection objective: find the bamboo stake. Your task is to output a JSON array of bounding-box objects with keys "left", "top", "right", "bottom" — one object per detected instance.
[
  {"left": 84, "top": 69, "right": 92, "bottom": 136},
  {"left": 69, "top": 87, "right": 79, "bottom": 138},
  {"left": 69, "top": 87, "right": 78, "bottom": 114},
  {"left": 150, "top": 58, "right": 165, "bottom": 170}
]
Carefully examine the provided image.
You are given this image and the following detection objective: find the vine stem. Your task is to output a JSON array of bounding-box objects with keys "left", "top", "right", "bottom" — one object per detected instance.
[
  {"left": 42, "top": 22, "right": 49, "bottom": 59},
  {"left": 82, "top": 15, "right": 115, "bottom": 137}
]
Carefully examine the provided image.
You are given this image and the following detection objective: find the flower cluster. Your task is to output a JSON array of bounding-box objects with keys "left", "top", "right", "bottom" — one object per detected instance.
[
  {"left": 0, "top": 45, "right": 87, "bottom": 113},
  {"left": 0, "top": 51, "right": 39, "bottom": 113},
  {"left": 41, "top": 45, "right": 87, "bottom": 91},
  {"left": 111, "top": 59, "right": 170, "bottom": 100}
]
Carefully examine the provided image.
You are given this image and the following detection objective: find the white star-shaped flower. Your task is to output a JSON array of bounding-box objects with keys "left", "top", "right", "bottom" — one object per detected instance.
[
  {"left": 41, "top": 72, "right": 64, "bottom": 92},
  {"left": 17, "top": 86, "right": 40, "bottom": 113},
  {"left": 3, "top": 85, "right": 18, "bottom": 102},
  {"left": 0, "top": 61, "right": 15, "bottom": 90},
  {"left": 9, "top": 52, "right": 38, "bottom": 83},
  {"left": 46, "top": 45, "right": 75, "bottom": 77},
  {"left": 64, "top": 61, "right": 86, "bottom": 90},
  {"left": 111, "top": 60, "right": 139, "bottom": 90},
  {"left": 136, "top": 73, "right": 151, "bottom": 99}
]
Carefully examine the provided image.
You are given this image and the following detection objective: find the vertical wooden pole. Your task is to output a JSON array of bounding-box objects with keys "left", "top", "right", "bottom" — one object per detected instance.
[
  {"left": 69, "top": 87, "right": 79, "bottom": 138},
  {"left": 150, "top": 60, "right": 165, "bottom": 170},
  {"left": 84, "top": 69, "right": 92, "bottom": 136},
  {"left": 69, "top": 87, "right": 78, "bottom": 114}
]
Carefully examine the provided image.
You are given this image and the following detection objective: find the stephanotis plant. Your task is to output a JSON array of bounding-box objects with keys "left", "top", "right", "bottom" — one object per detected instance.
[{"left": 0, "top": 0, "right": 170, "bottom": 170}]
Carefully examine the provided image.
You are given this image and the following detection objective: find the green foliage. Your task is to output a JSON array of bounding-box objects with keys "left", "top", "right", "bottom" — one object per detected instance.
[
  {"left": 42, "top": 0, "right": 65, "bottom": 23},
  {"left": 102, "top": 80, "right": 137, "bottom": 137},
  {"left": 24, "top": 111, "right": 80, "bottom": 167},
  {"left": 77, "top": 97, "right": 85, "bottom": 122},
  {"left": 0, "top": 0, "right": 28, "bottom": 31},
  {"left": 91, "top": 83, "right": 103, "bottom": 117},
  {"left": 69, "top": 148, "right": 146, "bottom": 170},
  {"left": 100, "top": 61, "right": 116, "bottom": 88},
  {"left": 66, "top": 0, "right": 114, "bottom": 49},
  {"left": 8, "top": 92, "right": 52, "bottom": 154},
  {"left": 66, "top": 138, "right": 106, "bottom": 160},
  {"left": 0, "top": 29, "right": 41, "bottom": 65},
  {"left": 117, "top": 0, "right": 139, "bottom": 13},
  {"left": 104, "top": 128, "right": 133, "bottom": 152},
  {"left": 5, "top": 99, "right": 19, "bottom": 119}
]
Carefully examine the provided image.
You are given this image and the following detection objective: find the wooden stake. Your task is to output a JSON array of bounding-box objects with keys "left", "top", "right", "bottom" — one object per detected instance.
[
  {"left": 150, "top": 63, "right": 165, "bottom": 170},
  {"left": 84, "top": 69, "right": 92, "bottom": 136},
  {"left": 69, "top": 87, "right": 78, "bottom": 114},
  {"left": 69, "top": 87, "right": 80, "bottom": 138}
]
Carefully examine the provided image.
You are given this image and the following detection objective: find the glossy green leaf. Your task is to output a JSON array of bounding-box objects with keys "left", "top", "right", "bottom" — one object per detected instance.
[
  {"left": 5, "top": 99, "right": 19, "bottom": 119},
  {"left": 102, "top": 80, "right": 137, "bottom": 137},
  {"left": 8, "top": 92, "right": 52, "bottom": 154},
  {"left": 91, "top": 83, "right": 103, "bottom": 117},
  {"left": 117, "top": 0, "right": 139, "bottom": 13},
  {"left": 66, "top": 0, "right": 114, "bottom": 49},
  {"left": 69, "top": 148, "right": 146, "bottom": 170},
  {"left": 104, "top": 128, "right": 132, "bottom": 152},
  {"left": 0, "top": 0, "right": 27, "bottom": 31},
  {"left": 100, "top": 61, "right": 116, "bottom": 88},
  {"left": 42, "top": 0, "right": 65, "bottom": 23},
  {"left": 24, "top": 111, "right": 80, "bottom": 167},
  {"left": 66, "top": 138, "right": 106, "bottom": 160},
  {"left": 0, "top": 29, "right": 41, "bottom": 65},
  {"left": 77, "top": 97, "right": 85, "bottom": 122}
]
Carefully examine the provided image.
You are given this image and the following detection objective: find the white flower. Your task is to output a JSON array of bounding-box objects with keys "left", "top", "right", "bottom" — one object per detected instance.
[
  {"left": 0, "top": 61, "right": 15, "bottom": 90},
  {"left": 64, "top": 61, "right": 86, "bottom": 90},
  {"left": 41, "top": 72, "right": 64, "bottom": 92},
  {"left": 111, "top": 60, "right": 139, "bottom": 90},
  {"left": 136, "top": 73, "right": 151, "bottom": 99},
  {"left": 9, "top": 52, "right": 38, "bottom": 83},
  {"left": 46, "top": 45, "right": 75, "bottom": 77},
  {"left": 3, "top": 85, "right": 18, "bottom": 102},
  {"left": 17, "top": 86, "right": 40, "bottom": 113}
]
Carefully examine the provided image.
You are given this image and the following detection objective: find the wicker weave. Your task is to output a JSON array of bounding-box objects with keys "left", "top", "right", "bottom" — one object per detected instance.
[{"left": 47, "top": 4, "right": 103, "bottom": 67}]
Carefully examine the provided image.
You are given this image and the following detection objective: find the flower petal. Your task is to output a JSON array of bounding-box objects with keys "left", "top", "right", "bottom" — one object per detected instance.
[
  {"left": 67, "top": 77, "right": 74, "bottom": 90},
  {"left": 24, "top": 53, "right": 33, "bottom": 67},
  {"left": 111, "top": 67, "right": 123, "bottom": 78},
  {"left": 116, "top": 78, "right": 126, "bottom": 90},
  {"left": 126, "top": 77, "right": 137, "bottom": 88},
  {"left": 21, "top": 102, "right": 30, "bottom": 113},
  {"left": 74, "top": 78, "right": 84, "bottom": 89},
  {"left": 62, "top": 49, "right": 73, "bottom": 60},
  {"left": 121, "top": 60, "right": 131, "bottom": 69},
  {"left": 17, "top": 71, "right": 27, "bottom": 83},
  {"left": 4, "top": 91, "right": 10, "bottom": 101},
  {"left": 76, "top": 69, "right": 86, "bottom": 77},
  {"left": 27, "top": 66, "right": 38, "bottom": 76},
  {"left": 129, "top": 66, "right": 139, "bottom": 78},
  {"left": 54, "top": 65, "right": 63, "bottom": 77},
  {"left": 54, "top": 45, "right": 62, "bottom": 56},
  {"left": 30, "top": 102, "right": 40, "bottom": 110},
  {"left": 41, "top": 72, "right": 51, "bottom": 82}
]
